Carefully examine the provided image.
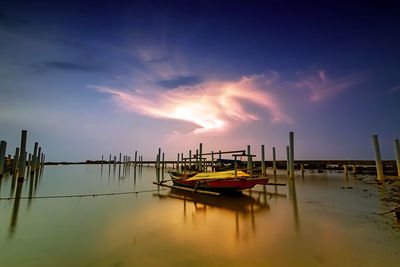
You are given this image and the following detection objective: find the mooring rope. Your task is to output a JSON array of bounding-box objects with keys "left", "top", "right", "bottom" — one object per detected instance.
[{"left": 0, "top": 188, "right": 167, "bottom": 201}]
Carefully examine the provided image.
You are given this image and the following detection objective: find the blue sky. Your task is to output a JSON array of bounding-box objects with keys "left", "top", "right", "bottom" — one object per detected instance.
[{"left": 0, "top": 0, "right": 399, "bottom": 161}]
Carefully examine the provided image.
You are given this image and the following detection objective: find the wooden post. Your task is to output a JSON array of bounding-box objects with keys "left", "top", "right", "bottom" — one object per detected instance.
[
  {"left": 234, "top": 155, "right": 238, "bottom": 178},
  {"left": 101, "top": 155, "right": 104, "bottom": 166},
  {"left": 394, "top": 139, "right": 400, "bottom": 177},
  {"left": 31, "top": 142, "right": 38, "bottom": 173},
  {"left": 134, "top": 151, "right": 137, "bottom": 167},
  {"left": 155, "top": 154, "right": 158, "bottom": 168},
  {"left": 300, "top": 164, "right": 304, "bottom": 173},
  {"left": 109, "top": 154, "right": 111, "bottom": 166},
  {"left": 372, "top": 135, "right": 384, "bottom": 181},
  {"left": 181, "top": 153, "right": 183, "bottom": 171},
  {"left": 289, "top": 132, "right": 294, "bottom": 179},
  {"left": 352, "top": 165, "right": 356, "bottom": 174},
  {"left": 272, "top": 147, "right": 276, "bottom": 174},
  {"left": 286, "top": 146, "right": 290, "bottom": 174},
  {"left": 261, "top": 145, "right": 266, "bottom": 175},
  {"left": 199, "top": 143, "right": 203, "bottom": 171},
  {"left": 162, "top": 153, "right": 165, "bottom": 169},
  {"left": 211, "top": 151, "right": 214, "bottom": 172},
  {"left": 177, "top": 153, "right": 180, "bottom": 171},
  {"left": 344, "top": 165, "right": 348, "bottom": 175},
  {"left": 247, "top": 145, "right": 251, "bottom": 172},
  {"left": 189, "top": 150, "right": 192, "bottom": 171},
  {"left": 157, "top": 148, "right": 161, "bottom": 169},
  {"left": 195, "top": 149, "right": 199, "bottom": 170},
  {"left": 18, "top": 151, "right": 26, "bottom": 179},
  {"left": 0, "top": 141, "right": 7, "bottom": 176},
  {"left": 37, "top": 147, "right": 42, "bottom": 170},
  {"left": 18, "top": 130, "right": 27, "bottom": 178}
]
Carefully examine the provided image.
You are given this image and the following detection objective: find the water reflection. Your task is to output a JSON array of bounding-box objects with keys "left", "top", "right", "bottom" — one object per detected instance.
[
  {"left": 154, "top": 188, "right": 270, "bottom": 238},
  {"left": 133, "top": 167, "right": 137, "bottom": 189},
  {"left": 7, "top": 169, "right": 43, "bottom": 239},
  {"left": 9, "top": 180, "right": 23, "bottom": 237},
  {"left": 288, "top": 179, "right": 300, "bottom": 232}
]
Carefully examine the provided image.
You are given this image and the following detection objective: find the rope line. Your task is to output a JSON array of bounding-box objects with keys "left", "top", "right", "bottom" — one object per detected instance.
[{"left": 0, "top": 188, "right": 166, "bottom": 201}]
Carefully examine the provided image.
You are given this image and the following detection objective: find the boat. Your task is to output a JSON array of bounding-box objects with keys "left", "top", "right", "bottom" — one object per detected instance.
[{"left": 168, "top": 170, "right": 269, "bottom": 193}]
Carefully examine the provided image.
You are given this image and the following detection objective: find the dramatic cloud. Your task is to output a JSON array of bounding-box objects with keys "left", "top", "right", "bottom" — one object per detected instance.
[
  {"left": 91, "top": 74, "right": 291, "bottom": 134},
  {"left": 293, "top": 70, "right": 361, "bottom": 102}
]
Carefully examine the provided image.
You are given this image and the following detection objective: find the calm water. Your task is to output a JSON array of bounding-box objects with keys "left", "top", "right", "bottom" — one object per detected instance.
[{"left": 0, "top": 165, "right": 399, "bottom": 266}]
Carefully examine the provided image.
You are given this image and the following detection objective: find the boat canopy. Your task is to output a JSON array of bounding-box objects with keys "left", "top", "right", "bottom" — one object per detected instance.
[{"left": 186, "top": 170, "right": 249, "bottom": 181}]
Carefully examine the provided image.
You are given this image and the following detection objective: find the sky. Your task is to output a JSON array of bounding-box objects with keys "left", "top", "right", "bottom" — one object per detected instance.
[{"left": 0, "top": 0, "right": 399, "bottom": 161}]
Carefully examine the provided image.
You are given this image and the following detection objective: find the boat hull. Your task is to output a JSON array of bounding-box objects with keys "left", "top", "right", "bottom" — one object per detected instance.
[{"left": 169, "top": 173, "right": 269, "bottom": 193}]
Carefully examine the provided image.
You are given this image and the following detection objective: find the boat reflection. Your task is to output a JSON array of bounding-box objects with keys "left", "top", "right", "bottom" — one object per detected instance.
[{"left": 154, "top": 188, "right": 271, "bottom": 238}]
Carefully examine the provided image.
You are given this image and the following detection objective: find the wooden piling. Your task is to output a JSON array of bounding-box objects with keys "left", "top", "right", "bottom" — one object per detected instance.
[
  {"left": 0, "top": 141, "right": 7, "bottom": 176},
  {"left": 109, "top": 154, "right": 111, "bottom": 166},
  {"left": 289, "top": 132, "right": 295, "bottom": 179},
  {"left": 286, "top": 146, "right": 290, "bottom": 175},
  {"left": 177, "top": 153, "right": 180, "bottom": 171},
  {"left": 189, "top": 150, "right": 192, "bottom": 170},
  {"left": 352, "top": 165, "right": 356, "bottom": 174},
  {"left": 247, "top": 145, "right": 253, "bottom": 176},
  {"left": 156, "top": 154, "right": 159, "bottom": 168},
  {"left": 344, "top": 165, "right": 348, "bottom": 175},
  {"left": 272, "top": 147, "right": 276, "bottom": 174},
  {"left": 261, "top": 145, "right": 266, "bottom": 175},
  {"left": 394, "top": 139, "right": 400, "bottom": 177},
  {"left": 211, "top": 151, "right": 214, "bottom": 172},
  {"left": 162, "top": 153, "right": 165, "bottom": 169},
  {"left": 181, "top": 153, "right": 183, "bottom": 171},
  {"left": 157, "top": 148, "right": 161, "bottom": 169},
  {"left": 134, "top": 151, "right": 137, "bottom": 167},
  {"left": 199, "top": 143, "right": 203, "bottom": 171},
  {"left": 300, "top": 164, "right": 304, "bottom": 173},
  {"left": 195, "top": 149, "right": 199, "bottom": 170},
  {"left": 233, "top": 155, "right": 238, "bottom": 178},
  {"left": 37, "top": 147, "right": 41, "bottom": 171},
  {"left": 31, "top": 142, "right": 38, "bottom": 173},
  {"left": 18, "top": 130, "right": 27, "bottom": 178},
  {"left": 372, "top": 135, "right": 384, "bottom": 181}
]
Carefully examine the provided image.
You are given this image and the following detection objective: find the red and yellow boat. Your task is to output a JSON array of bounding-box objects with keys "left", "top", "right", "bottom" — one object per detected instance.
[{"left": 168, "top": 170, "right": 269, "bottom": 193}]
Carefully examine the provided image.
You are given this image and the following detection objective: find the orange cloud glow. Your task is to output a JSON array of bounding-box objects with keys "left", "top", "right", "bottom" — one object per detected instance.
[{"left": 91, "top": 74, "right": 291, "bottom": 133}]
